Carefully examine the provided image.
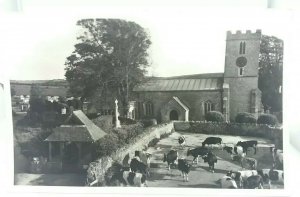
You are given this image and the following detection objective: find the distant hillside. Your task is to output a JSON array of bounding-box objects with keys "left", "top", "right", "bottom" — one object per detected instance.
[
  {"left": 10, "top": 79, "right": 68, "bottom": 87},
  {"left": 10, "top": 79, "right": 69, "bottom": 97}
]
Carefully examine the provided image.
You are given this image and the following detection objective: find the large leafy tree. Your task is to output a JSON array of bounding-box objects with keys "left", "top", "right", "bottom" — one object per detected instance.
[
  {"left": 65, "top": 19, "right": 152, "bottom": 111},
  {"left": 259, "top": 35, "right": 283, "bottom": 113}
]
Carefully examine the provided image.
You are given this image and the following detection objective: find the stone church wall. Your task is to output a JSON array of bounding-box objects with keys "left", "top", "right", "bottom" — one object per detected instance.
[{"left": 136, "top": 90, "right": 222, "bottom": 122}]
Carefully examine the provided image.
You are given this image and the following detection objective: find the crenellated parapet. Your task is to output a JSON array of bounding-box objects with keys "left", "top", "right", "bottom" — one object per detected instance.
[{"left": 226, "top": 29, "right": 262, "bottom": 40}]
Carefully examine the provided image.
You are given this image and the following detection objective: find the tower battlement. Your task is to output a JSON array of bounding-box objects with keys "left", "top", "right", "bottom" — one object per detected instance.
[{"left": 226, "top": 29, "right": 262, "bottom": 40}]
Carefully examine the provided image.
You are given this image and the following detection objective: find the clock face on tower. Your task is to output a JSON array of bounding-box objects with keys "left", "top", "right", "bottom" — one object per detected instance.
[{"left": 236, "top": 56, "right": 247, "bottom": 67}]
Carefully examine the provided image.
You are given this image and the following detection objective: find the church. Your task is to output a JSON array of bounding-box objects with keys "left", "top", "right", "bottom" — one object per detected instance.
[{"left": 132, "top": 29, "right": 263, "bottom": 122}]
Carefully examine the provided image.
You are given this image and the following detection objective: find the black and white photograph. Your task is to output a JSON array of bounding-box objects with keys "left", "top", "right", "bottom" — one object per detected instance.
[{"left": 1, "top": 0, "right": 300, "bottom": 197}]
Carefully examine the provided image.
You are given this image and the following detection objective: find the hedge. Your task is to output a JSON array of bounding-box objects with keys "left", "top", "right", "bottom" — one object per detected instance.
[
  {"left": 205, "top": 111, "right": 225, "bottom": 122},
  {"left": 257, "top": 114, "right": 278, "bottom": 126},
  {"left": 235, "top": 112, "right": 257, "bottom": 124}
]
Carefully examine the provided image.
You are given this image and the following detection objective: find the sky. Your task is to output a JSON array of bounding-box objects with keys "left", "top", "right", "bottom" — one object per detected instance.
[{"left": 0, "top": 0, "right": 296, "bottom": 80}]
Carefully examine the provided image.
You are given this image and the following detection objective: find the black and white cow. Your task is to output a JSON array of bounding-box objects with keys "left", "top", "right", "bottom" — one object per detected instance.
[
  {"left": 187, "top": 147, "right": 209, "bottom": 164},
  {"left": 244, "top": 175, "right": 264, "bottom": 189},
  {"left": 130, "top": 158, "right": 150, "bottom": 177},
  {"left": 202, "top": 137, "right": 223, "bottom": 147},
  {"left": 178, "top": 135, "right": 186, "bottom": 149},
  {"left": 257, "top": 169, "right": 284, "bottom": 188},
  {"left": 223, "top": 145, "right": 245, "bottom": 159},
  {"left": 227, "top": 170, "right": 258, "bottom": 188},
  {"left": 163, "top": 150, "right": 179, "bottom": 170},
  {"left": 177, "top": 159, "right": 191, "bottom": 182},
  {"left": 110, "top": 170, "right": 147, "bottom": 187},
  {"left": 219, "top": 175, "right": 238, "bottom": 189},
  {"left": 202, "top": 151, "right": 218, "bottom": 173},
  {"left": 242, "top": 157, "right": 258, "bottom": 170},
  {"left": 236, "top": 140, "right": 258, "bottom": 155}
]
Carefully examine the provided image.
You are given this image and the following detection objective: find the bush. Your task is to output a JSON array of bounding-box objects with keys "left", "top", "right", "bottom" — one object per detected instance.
[
  {"left": 257, "top": 114, "right": 278, "bottom": 126},
  {"left": 93, "top": 133, "right": 120, "bottom": 158},
  {"left": 112, "top": 123, "right": 144, "bottom": 144},
  {"left": 92, "top": 115, "right": 113, "bottom": 132},
  {"left": 205, "top": 111, "right": 225, "bottom": 122},
  {"left": 235, "top": 112, "right": 257, "bottom": 123},
  {"left": 140, "top": 119, "right": 157, "bottom": 127}
]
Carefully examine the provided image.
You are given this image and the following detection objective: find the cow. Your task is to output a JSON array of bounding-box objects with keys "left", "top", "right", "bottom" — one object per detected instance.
[
  {"left": 130, "top": 158, "right": 150, "bottom": 177},
  {"left": 236, "top": 140, "right": 258, "bottom": 155},
  {"left": 163, "top": 150, "right": 178, "bottom": 170},
  {"left": 202, "top": 151, "right": 217, "bottom": 173},
  {"left": 110, "top": 170, "right": 147, "bottom": 187},
  {"left": 135, "top": 150, "right": 152, "bottom": 168},
  {"left": 187, "top": 147, "right": 209, "bottom": 164},
  {"left": 178, "top": 135, "right": 186, "bottom": 149},
  {"left": 270, "top": 147, "right": 283, "bottom": 170},
  {"left": 219, "top": 175, "right": 238, "bottom": 189},
  {"left": 243, "top": 157, "right": 258, "bottom": 170},
  {"left": 244, "top": 175, "right": 264, "bottom": 189},
  {"left": 223, "top": 145, "right": 245, "bottom": 159},
  {"left": 202, "top": 137, "right": 223, "bottom": 147},
  {"left": 227, "top": 170, "right": 258, "bottom": 188},
  {"left": 177, "top": 159, "right": 191, "bottom": 182},
  {"left": 257, "top": 169, "right": 284, "bottom": 188}
]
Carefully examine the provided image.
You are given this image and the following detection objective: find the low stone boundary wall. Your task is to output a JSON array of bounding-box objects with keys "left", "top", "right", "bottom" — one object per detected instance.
[
  {"left": 174, "top": 121, "right": 283, "bottom": 149},
  {"left": 86, "top": 122, "right": 174, "bottom": 186}
]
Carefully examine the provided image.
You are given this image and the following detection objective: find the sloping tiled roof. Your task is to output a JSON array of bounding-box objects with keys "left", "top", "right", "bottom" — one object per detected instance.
[
  {"left": 45, "top": 110, "right": 107, "bottom": 142},
  {"left": 133, "top": 73, "right": 224, "bottom": 92},
  {"left": 172, "top": 96, "right": 189, "bottom": 111}
]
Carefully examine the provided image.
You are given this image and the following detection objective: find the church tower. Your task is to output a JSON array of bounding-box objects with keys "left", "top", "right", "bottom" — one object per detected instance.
[{"left": 223, "top": 29, "right": 262, "bottom": 121}]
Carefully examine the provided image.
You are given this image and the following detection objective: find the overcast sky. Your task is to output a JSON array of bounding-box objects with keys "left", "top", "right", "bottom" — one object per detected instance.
[{"left": 0, "top": 0, "right": 297, "bottom": 80}]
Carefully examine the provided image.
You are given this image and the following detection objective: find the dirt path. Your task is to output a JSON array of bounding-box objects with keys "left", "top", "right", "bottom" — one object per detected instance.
[
  {"left": 145, "top": 132, "right": 284, "bottom": 189},
  {"left": 15, "top": 173, "right": 86, "bottom": 186}
]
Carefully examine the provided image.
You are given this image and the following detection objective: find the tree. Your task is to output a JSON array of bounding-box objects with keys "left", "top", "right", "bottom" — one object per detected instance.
[
  {"left": 259, "top": 35, "right": 283, "bottom": 113},
  {"left": 65, "top": 19, "right": 152, "bottom": 113}
]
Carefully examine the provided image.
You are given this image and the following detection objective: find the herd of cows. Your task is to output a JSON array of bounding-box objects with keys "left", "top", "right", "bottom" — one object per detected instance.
[{"left": 104, "top": 135, "right": 284, "bottom": 189}]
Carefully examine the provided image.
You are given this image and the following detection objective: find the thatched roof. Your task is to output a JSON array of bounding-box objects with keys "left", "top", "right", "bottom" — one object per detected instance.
[{"left": 45, "top": 110, "right": 107, "bottom": 142}]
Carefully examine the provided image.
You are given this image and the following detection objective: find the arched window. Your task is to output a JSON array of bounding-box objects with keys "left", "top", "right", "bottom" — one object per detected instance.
[
  {"left": 144, "top": 101, "right": 153, "bottom": 116},
  {"left": 204, "top": 101, "right": 214, "bottom": 114},
  {"left": 239, "top": 41, "right": 246, "bottom": 54}
]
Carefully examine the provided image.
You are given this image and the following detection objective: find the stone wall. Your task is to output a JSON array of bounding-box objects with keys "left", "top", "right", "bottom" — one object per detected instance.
[
  {"left": 136, "top": 91, "right": 222, "bottom": 122},
  {"left": 174, "top": 121, "right": 283, "bottom": 149},
  {"left": 86, "top": 122, "right": 174, "bottom": 186}
]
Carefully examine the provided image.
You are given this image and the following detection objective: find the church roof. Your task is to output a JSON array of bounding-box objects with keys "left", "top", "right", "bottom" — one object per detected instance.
[
  {"left": 133, "top": 73, "right": 223, "bottom": 92},
  {"left": 45, "top": 110, "right": 107, "bottom": 142}
]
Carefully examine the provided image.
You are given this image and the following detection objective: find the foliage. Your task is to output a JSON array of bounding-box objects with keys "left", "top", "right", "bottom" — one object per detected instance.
[
  {"left": 257, "top": 113, "right": 278, "bottom": 126},
  {"left": 93, "top": 123, "right": 144, "bottom": 158},
  {"left": 235, "top": 112, "right": 257, "bottom": 124},
  {"left": 139, "top": 118, "right": 157, "bottom": 127},
  {"left": 65, "top": 19, "right": 152, "bottom": 111},
  {"left": 92, "top": 115, "right": 113, "bottom": 131},
  {"left": 14, "top": 127, "right": 51, "bottom": 158},
  {"left": 11, "top": 87, "right": 16, "bottom": 96},
  {"left": 259, "top": 35, "right": 283, "bottom": 113},
  {"left": 205, "top": 111, "right": 225, "bottom": 122},
  {"left": 93, "top": 133, "right": 120, "bottom": 158}
]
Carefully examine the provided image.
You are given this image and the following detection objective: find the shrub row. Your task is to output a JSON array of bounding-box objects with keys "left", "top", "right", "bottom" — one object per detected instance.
[
  {"left": 92, "top": 123, "right": 145, "bottom": 159},
  {"left": 204, "top": 111, "right": 279, "bottom": 126}
]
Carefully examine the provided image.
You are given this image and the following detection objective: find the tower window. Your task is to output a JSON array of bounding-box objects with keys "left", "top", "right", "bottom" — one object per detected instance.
[
  {"left": 239, "top": 67, "right": 244, "bottom": 76},
  {"left": 239, "top": 41, "right": 246, "bottom": 54}
]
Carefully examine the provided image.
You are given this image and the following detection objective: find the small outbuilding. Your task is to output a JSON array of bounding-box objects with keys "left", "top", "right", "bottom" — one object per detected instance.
[{"left": 45, "top": 110, "right": 106, "bottom": 172}]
